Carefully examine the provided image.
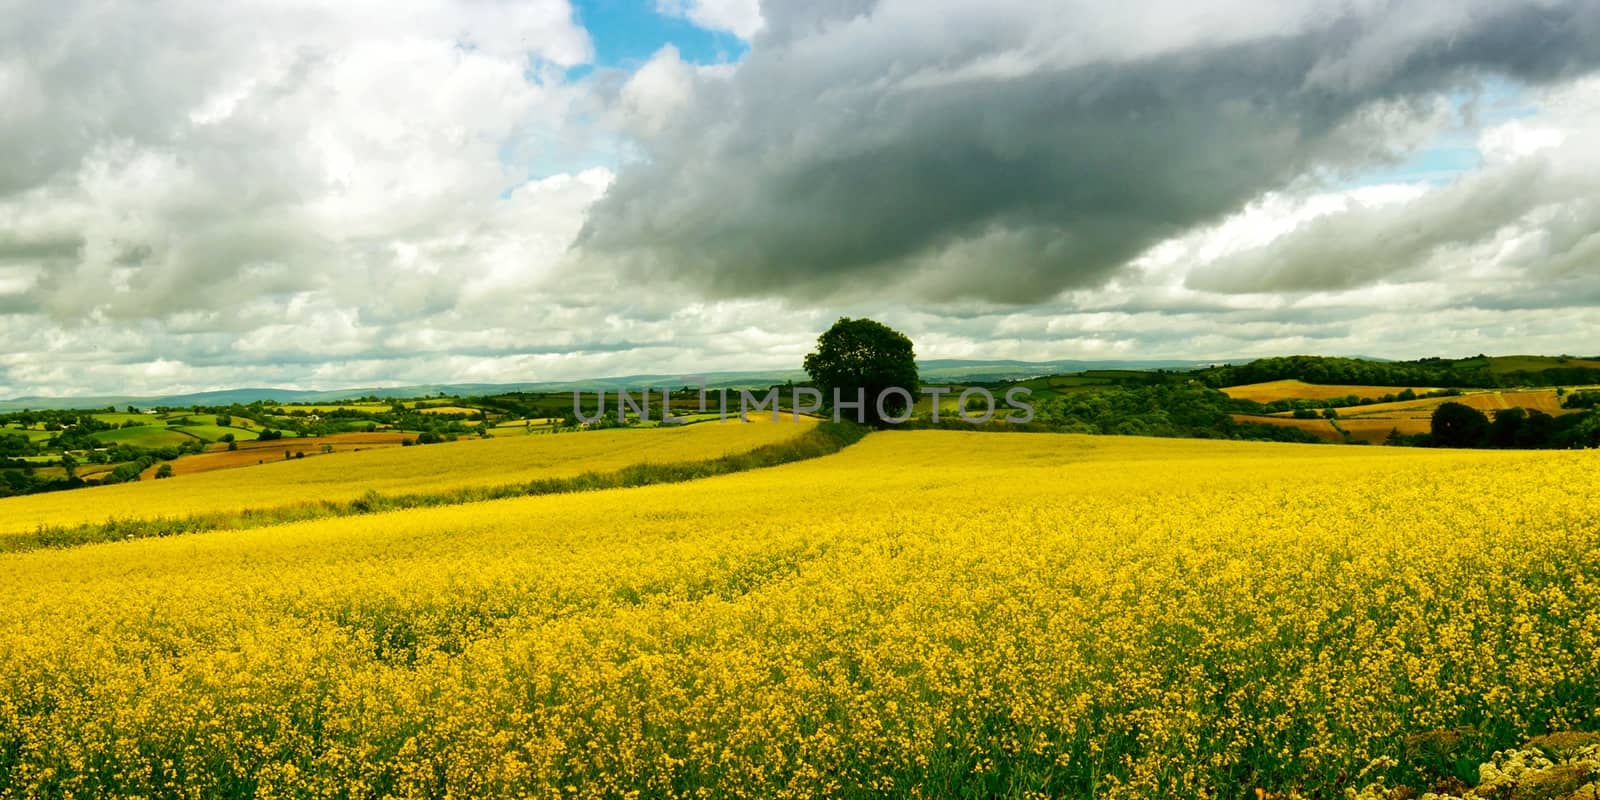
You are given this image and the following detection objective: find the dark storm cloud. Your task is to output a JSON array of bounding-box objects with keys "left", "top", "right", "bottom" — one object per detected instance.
[
  {"left": 0, "top": 234, "right": 82, "bottom": 265},
  {"left": 576, "top": 0, "right": 1600, "bottom": 303}
]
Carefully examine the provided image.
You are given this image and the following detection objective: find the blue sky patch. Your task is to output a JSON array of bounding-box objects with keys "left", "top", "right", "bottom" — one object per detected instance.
[
  {"left": 571, "top": 0, "right": 749, "bottom": 72},
  {"left": 1345, "top": 76, "right": 1540, "bottom": 189}
]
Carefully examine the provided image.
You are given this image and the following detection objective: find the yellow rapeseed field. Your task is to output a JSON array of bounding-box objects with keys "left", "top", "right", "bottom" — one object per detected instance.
[
  {"left": 1, "top": 431, "right": 1598, "bottom": 798},
  {"left": 0, "top": 417, "right": 810, "bottom": 540}
]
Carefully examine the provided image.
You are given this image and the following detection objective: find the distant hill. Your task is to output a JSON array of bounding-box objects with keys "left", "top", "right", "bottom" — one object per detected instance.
[
  {"left": 7, "top": 354, "right": 1594, "bottom": 412},
  {"left": 0, "top": 358, "right": 1223, "bottom": 411}
]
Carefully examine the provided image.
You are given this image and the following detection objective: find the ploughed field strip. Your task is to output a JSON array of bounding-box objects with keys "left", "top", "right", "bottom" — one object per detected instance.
[
  {"left": 1, "top": 431, "right": 1597, "bottom": 798},
  {"left": 1220, "top": 379, "right": 1443, "bottom": 403}
]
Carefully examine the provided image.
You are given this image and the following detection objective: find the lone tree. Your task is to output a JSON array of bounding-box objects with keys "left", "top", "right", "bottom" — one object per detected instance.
[
  {"left": 803, "top": 317, "right": 919, "bottom": 426},
  {"left": 1431, "top": 401, "right": 1490, "bottom": 448}
]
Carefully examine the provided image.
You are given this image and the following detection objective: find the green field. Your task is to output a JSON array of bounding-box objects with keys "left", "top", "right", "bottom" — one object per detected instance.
[
  {"left": 90, "top": 427, "right": 202, "bottom": 448},
  {"left": 90, "top": 413, "right": 160, "bottom": 426},
  {"left": 166, "top": 414, "right": 257, "bottom": 429},
  {"left": 173, "top": 424, "right": 260, "bottom": 442},
  {"left": 1010, "top": 373, "right": 1122, "bottom": 401},
  {"left": 491, "top": 418, "right": 556, "bottom": 429},
  {"left": 910, "top": 391, "right": 965, "bottom": 415},
  {"left": 1446, "top": 354, "right": 1600, "bottom": 375},
  {"left": 2, "top": 428, "right": 55, "bottom": 444}
]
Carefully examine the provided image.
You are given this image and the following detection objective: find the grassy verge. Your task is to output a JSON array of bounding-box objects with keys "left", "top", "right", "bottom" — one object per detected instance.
[{"left": 5, "top": 421, "right": 869, "bottom": 554}]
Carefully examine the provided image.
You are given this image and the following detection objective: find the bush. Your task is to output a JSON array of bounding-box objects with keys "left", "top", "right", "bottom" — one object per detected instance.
[
  {"left": 101, "top": 458, "right": 153, "bottom": 484},
  {"left": 1562, "top": 390, "right": 1600, "bottom": 410}
]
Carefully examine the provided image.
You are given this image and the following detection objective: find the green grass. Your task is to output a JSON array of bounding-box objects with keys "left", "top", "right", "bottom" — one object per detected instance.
[
  {"left": 1484, "top": 355, "right": 1600, "bottom": 373},
  {"left": 407, "top": 399, "right": 464, "bottom": 410},
  {"left": 173, "top": 424, "right": 260, "bottom": 442},
  {"left": 3, "top": 428, "right": 55, "bottom": 444},
  {"left": 1443, "top": 355, "right": 1600, "bottom": 374},
  {"left": 89, "top": 413, "right": 159, "bottom": 426},
  {"left": 90, "top": 427, "right": 200, "bottom": 448},
  {"left": 910, "top": 393, "right": 964, "bottom": 415},
  {"left": 1078, "top": 369, "right": 1152, "bottom": 380},
  {"left": 1016, "top": 375, "right": 1115, "bottom": 390},
  {"left": 166, "top": 414, "right": 256, "bottom": 429},
  {"left": 1006, "top": 374, "right": 1118, "bottom": 403},
  {"left": 490, "top": 418, "right": 555, "bottom": 429}
]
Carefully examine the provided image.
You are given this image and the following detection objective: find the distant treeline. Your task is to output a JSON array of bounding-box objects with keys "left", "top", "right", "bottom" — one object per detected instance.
[
  {"left": 960, "top": 377, "right": 1600, "bottom": 449},
  {"left": 1196, "top": 355, "right": 1600, "bottom": 389},
  {"left": 198, "top": 401, "right": 484, "bottom": 439},
  {"left": 924, "top": 382, "right": 1328, "bottom": 444},
  {"left": 1410, "top": 400, "right": 1600, "bottom": 450}
]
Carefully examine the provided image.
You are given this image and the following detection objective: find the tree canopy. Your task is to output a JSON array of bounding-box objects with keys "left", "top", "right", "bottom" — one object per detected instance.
[
  {"left": 1430, "top": 402, "right": 1491, "bottom": 448},
  {"left": 803, "top": 318, "right": 920, "bottom": 426}
]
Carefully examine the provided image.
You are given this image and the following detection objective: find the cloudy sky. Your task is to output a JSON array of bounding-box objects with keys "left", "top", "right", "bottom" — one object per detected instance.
[{"left": 3, "top": 0, "right": 1599, "bottom": 397}]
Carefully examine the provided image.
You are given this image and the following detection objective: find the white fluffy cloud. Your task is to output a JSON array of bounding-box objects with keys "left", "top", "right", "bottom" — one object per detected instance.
[
  {"left": 618, "top": 46, "right": 699, "bottom": 138},
  {"left": 656, "top": 0, "right": 764, "bottom": 39},
  {"left": 0, "top": 0, "right": 625, "bottom": 396},
  {"left": 3, "top": 0, "right": 1600, "bottom": 399}
]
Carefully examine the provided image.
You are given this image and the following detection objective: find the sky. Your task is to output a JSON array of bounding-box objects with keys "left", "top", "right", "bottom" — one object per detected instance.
[{"left": 2, "top": 0, "right": 1600, "bottom": 398}]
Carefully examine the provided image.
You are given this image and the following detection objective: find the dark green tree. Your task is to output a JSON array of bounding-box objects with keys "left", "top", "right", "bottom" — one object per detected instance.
[
  {"left": 0, "top": 433, "right": 33, "bottom": 458},
  {"left": 1516, "top": 409, "right": 1558, "bottom": 448},
  {"left": 1431, "top": 402, "right": 1490, "bottom": 448},
  {"left": 802, "top": 317, "right": 919, "bottom": 426},
  {"left": 1489, "top": 407, "right": 1525, "bottom": 448}
]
